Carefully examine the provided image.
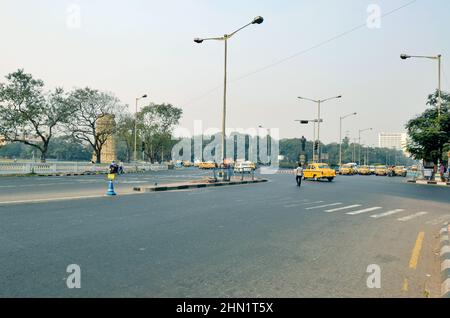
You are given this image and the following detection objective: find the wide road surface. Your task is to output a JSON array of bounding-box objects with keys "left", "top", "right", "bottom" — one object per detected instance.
[{"left": 0, "top": 169, "right": 449, "bottom": 297}]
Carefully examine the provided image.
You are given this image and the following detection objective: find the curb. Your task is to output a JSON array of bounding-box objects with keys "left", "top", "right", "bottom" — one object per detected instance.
[
  {"left": 407, "top": 180, "right": 450, "bottom": 187},
  {"left": 440, "top": 223, "right": 450, "bottom": 298},
  {"left": 133, "top": 179, "right": 268, "bottom": 192}
]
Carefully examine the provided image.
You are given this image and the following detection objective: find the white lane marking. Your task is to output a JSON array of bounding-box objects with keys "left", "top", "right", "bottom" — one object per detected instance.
[
  {"left": 325, "top": 204, "right": 362, "bottom": 212},
  {"left": 283, "top": 200, "right": 309, "bottom": 208},
  {"left": 0, "top": 192, "right": 141, "bottom": 205},
  {"left": 346, "top": 207, "right": 382, "bottom": 215},
  {"left": 370, "top": 209, "right": 405, "bottom": 219},
  {"left": 306, "top": 203, "right": 342, "bottom": 210},
  {"left": 398, "top": 212, "right": 428, "bottom": 222},
  {"left": 284, "top": 204, "right": 302, "bottom": 208},
  {"left": 302, "top": 201, "right": 324, "bottom": 205}
]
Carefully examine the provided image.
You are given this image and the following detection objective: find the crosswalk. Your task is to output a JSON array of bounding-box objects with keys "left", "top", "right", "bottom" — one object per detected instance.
[{"left": 279, "top": 199, "right": 447, "bottom": 224}]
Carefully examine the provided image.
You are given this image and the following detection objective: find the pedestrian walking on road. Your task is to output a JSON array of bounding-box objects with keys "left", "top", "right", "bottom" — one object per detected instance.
[{"left": 294, "top": 163, "right": 304, "bottom": 187}]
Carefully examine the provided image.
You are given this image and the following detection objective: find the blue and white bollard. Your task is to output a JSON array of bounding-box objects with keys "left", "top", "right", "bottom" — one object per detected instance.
[{"left": 106, "top": 173, "right": 117, "bottom": 196}]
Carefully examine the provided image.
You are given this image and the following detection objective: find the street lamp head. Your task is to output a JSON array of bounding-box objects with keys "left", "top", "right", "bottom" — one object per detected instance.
[
  {"left": 337, "top": 95, "right": 342, "bottom": 99},
  {"left": 252, "top": 16, "right": 264, "bottom": 24},
  {"left": 400, "top": 54, "right": 410, "bottom": 60},
  {"left": 142, "top": 94, "right": 148, "bottom": 98},
  {"left": 194, "top": 38, "right": 204, "bottom": 44},
  {"left": 353, "top": 112, "right": 357, "bottom": 115}
]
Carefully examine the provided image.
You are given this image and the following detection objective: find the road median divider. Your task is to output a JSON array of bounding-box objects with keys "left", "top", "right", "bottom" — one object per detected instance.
[
  {"left": 407, "top": 180, "right": 450, "bottom": 187},
  {"left": 133, "top": 178, "right": 268, "bottom": 192}
]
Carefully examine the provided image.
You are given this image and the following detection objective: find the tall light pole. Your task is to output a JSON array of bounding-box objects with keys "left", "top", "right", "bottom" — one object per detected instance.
[
  {"left": 358, "top": 128, "right": 373, "bottom": 165},
  {"left": 339, "top": 112, "right": 357, "bottom": 167},
  {"left": 134, "top": 94, "right": 148, "bottom": 162},
  {"left": 400, "top": 53, "right": 442, "bottom": 117},
  {"left": 195, "top": 16, "right": 264, "bottom": 165},
  {"left": 298, "top": 95, "right": 342, "bottom": 162}
]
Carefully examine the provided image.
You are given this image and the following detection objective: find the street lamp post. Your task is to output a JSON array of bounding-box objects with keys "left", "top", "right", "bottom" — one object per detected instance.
[
  {"left": 134, "top": 94, "right": 148, "bottom": 162},
  {"left": 339, "top": 112, "right": 357, "bottom": 167},
  {"left": 195, "top": 16, "right": 264, "bottom": 165},
  {"left": 298, "top": 95, "right": 342, "bottom": 162},
  {"left": 400, "top": 53, "right": 442, "bottom": 117},
  {"left": 358, "top": 128, "right": 373, "bottom": 165}
]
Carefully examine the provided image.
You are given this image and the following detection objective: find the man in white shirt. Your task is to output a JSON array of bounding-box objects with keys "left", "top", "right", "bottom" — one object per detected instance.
[{"left": 294, "top": 163, "right": 304, "bottom": 187}]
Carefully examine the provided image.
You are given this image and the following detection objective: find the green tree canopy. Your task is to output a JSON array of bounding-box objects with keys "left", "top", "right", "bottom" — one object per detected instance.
[
  {"left": 406, "top": 90, "right": 450, "bottom": 164},
  {"left": 0, "top": 69, "right": 74, "bottom": 162}
]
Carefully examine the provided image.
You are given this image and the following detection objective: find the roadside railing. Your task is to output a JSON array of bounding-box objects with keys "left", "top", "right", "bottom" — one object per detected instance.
[
  {"left": 212, "top": 167, "right": 255, "bottom": 182},
  {"left": 0, "top": 162, "right": 169, "bottom": 175}
]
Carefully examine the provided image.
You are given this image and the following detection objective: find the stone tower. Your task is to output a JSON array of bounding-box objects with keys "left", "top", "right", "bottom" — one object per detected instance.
[{"left": 92, "top": 114, "right": 117, "bottom": 163}]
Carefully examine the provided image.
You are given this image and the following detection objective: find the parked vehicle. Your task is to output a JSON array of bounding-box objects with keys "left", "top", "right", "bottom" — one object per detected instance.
[
  {"left": 339, "top": 163, "right": 356, "bottom": 175},
  {"left": 182, "top": 161, "right": 193, "bottom": 167},
  {"left": 234, "top": 161, "right": 254, "bottom": 173},
  {"left": 198, "top": 161, "right": 217, "bottom": 169},
  {"left": 394, "top": 166, "right": 407, "bottom": 177},
  {"left": 375, "top": 165, "right": 388, "bottom": 176},
  {"left": 304, "top": 163, "right": 336, "bottom": 182},
  {"left": 358, "top": 166, "right": 371, "bottom": 175}
]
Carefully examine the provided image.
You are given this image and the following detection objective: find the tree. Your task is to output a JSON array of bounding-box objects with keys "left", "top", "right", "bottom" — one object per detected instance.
[
  {"left": 67, "top": 88, "right": 125, "bottom": 163},
  {"left": 0, "top": 69, "right": 73, "bottom": 162},
  {"left": 137, "top": 103, "right": 182, "bottom": 162},
  {"left": 116, "top": 113, "right": 135, "bottom": 162},
  {"left": 406, "top": 90, "right": 450, "bottom": 165}
]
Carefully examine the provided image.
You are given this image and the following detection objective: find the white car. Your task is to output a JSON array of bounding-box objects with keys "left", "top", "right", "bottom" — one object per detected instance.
[{"left": 234, "top": 161, "right": 253, "bottom": 173}]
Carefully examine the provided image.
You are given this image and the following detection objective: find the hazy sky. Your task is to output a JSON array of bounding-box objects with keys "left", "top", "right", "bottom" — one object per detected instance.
[{"left": 1, "top": 0, "right": 449, "bottom": 145}]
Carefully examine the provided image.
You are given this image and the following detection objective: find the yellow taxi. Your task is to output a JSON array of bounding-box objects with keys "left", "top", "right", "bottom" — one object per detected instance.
[
  {"left": 198, "top": 161, "right": 217, "bottom": 169},
  {"left": 339, "top": 164, "right": 355, "bottom": 175},
  {"left": 358, "top": 165, "right": 371, "bottom": 175},
  {"left": 394, "top": 166, "right": 407, "bottom": 177},
  {"left": 374, "top": 165, "right": 388, "bottom": 176},
  {"left": 304, "top": 163, "right": 336, "bottom": 182},
  {"left": 182, "top": 161, "right": 193, "bottom": 167}
]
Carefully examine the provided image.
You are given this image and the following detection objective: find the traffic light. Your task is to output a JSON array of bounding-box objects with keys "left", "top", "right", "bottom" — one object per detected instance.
[{"left": 314, "top": 141, "right": 319, "bottom": 151}]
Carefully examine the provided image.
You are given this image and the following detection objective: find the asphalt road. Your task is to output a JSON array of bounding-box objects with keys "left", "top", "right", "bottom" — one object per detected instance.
[
  {"left": 0, "top": 168, "right": 211, "bottom": 203},
  {"left": 0, "top": 170, "right": 449, "bottom": 297}
]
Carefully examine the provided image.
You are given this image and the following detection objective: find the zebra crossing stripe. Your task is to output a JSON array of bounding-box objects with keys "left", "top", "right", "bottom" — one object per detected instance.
[
  {"left": 325, "top": 205, "right": 362, "bottom": 212},
  {"left": 398, "top": 212, "right": 428, "bottom": 222},
  {"left": 346, "top": 207, "right": 382, "bottom": 215},
  {"left": 302, "top": 201, "right": 324, "bottom": 205},
  {"left": 306, "top": 203, "right": 342, "bottom": 210},
  {"left": 370, "top": 209, "right": 405, "bottom": 219}
]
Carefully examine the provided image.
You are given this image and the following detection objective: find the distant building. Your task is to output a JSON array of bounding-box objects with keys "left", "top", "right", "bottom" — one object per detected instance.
[{"left": 378, "top": 132, "right": 409, "bottom": 154}]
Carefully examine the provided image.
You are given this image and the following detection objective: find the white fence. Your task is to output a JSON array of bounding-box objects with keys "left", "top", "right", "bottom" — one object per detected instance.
[{"left": 0, "top": 162, "right": 169, "bottom": 175}]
